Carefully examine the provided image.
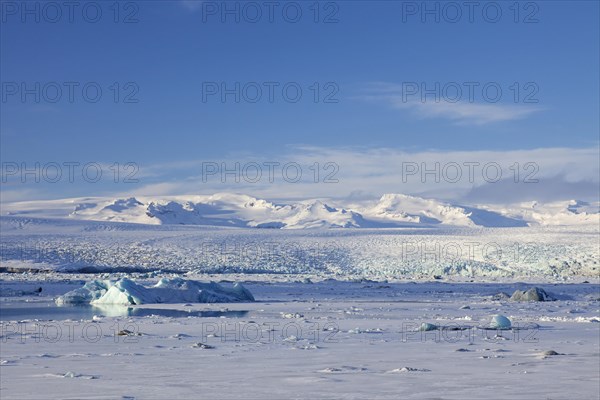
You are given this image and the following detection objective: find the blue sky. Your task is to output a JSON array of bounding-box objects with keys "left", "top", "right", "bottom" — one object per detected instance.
[{"left": 1, "top": 1, "right": 599, "bottom": 202}]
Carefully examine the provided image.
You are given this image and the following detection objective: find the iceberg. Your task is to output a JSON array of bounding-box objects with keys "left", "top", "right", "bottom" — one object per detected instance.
[
  {"left": 55, "top": 280, "right": 113, "bottom": 305},
  {"left": 55, "top": 278, "right": 255, "bottom": 305},
  {"left": 510, "top": 287, "right": 555, "bottom": 302}
]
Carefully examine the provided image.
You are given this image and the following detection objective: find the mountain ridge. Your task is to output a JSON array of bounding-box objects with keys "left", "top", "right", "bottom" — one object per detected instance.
[{"left": 2, "top": 193, "right": 598, "bottom": 229}]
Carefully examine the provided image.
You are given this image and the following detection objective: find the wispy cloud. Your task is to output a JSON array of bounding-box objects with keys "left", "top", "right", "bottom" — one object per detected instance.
[
  {"left": 123, "top": 146, "right": 600, "bottom": 203},
  {"left": 0, "top": 188, "right": 45, "bottom": 203},
  {"left": 394, "top": 100, "right": 540, "bottom": 125},
  {"left": 179, "top": 1, "right": 203, "bottom": 12},
  {"left": 359, "top": 82, "right": 542, "bottom": 125},
  {"left": 2, "top": 146, "right": 598, "bottom": 204}
]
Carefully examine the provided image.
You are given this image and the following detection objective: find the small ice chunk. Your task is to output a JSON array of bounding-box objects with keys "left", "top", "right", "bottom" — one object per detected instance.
[
  {"left": 191, "top": 343, "right": 214, "bottom": 349},
  {"left": 170, "top": 333, "right": 191, "bottom": 340},
  {"left": 62, "top": 371, "right": 96, "bottom": 379},
  {"left": 281, "top": 312, "right": 304, "bottom": 319},
  {"left": 490, "top": 314, "right": 511, "bottom": 329},
  {"left": 117, "top": 329, "right": 140, "bottom": 337},
  {"left": 320, "top": 367, "right": 343, "bottom": 373},
  {"left": 540, "top": 350, "right": 561, "bottom": 356},
  {"left": 419, "top": 322, "right": 438, "bottom": 331},
  {"left": 390, "top": 367, "right": 431, "bottom": 373},
  {"left": 297, "top": 344, "right": 319, "bottom": 350}
]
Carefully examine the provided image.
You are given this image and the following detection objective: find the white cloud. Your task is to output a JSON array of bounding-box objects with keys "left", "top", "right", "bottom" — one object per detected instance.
[
  {"left": 2, "top": 146, "right": 597, "bottom": 204},
  {"left": 0, "top": 188, "right": 45, "bottom": 203},
  {"left": 394, "top": 100, "right": 540, "bottom": 125},
  {"left": 359, "top": 82, "right": 542, "bottom": 125},
  {"left": 113, "top": 182, "right": 188, "bottom": 197},
  {"left": 179, "top": 1, "right": 203, "bottom": 12},
  {"left": 125, "top": 146, "right": 600, "bottom": 203}
]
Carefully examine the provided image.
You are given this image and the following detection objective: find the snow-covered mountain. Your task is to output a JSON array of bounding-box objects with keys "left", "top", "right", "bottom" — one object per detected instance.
[
  {"left": 482, "top": 199, "right": 600, "bottom": 226},
  {"left": 358, "top": 193, "right": 528, "bottom": 227},
  {"left": 2, "top": 193, "right": 598, "bottom": 229}
]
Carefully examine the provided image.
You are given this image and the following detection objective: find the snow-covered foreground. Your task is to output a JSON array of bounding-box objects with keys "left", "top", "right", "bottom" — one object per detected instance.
[{"left": 1, "top": 278, "right": 599, "bottom": 399}]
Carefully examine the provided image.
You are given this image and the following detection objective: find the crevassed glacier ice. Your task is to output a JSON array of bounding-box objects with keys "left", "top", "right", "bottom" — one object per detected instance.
[{"left": 55, "top": 278, "right": 255, "bottom": 305}]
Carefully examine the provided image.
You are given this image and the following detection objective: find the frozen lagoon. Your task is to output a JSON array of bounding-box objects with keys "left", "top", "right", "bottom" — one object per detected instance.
[
  {"left": 0, "top": 301, "right": 249, "bottom": 321},
  {"left": 1, "top": 278, "right": 598, "bottom": 399}
]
